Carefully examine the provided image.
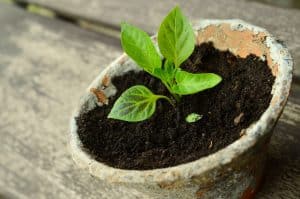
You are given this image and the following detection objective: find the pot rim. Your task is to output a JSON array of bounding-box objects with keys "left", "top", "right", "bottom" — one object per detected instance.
[{"left": 70, "top": 19, "right": 293, "bottom": 184}]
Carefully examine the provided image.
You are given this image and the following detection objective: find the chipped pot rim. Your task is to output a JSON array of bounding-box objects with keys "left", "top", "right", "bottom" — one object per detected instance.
[{"left": 70, "top": 19, "right": 293, "bottom": 184}]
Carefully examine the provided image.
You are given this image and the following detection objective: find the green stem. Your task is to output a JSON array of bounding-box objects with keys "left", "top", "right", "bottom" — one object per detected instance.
[
  {"left": 161, "top": 80, "right": 181, "bottom": 102},
  {"left": 171, "top": 93, "right": 181, "bottom": 102},
  {"left": 162, "top": 80, "right": 172, "bottom": 92},
  {"left": 157, "top": 95, "right": 175, "bottom": 107}
]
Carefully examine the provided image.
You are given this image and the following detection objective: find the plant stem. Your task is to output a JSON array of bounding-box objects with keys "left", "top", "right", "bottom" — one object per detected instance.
[
  {"left": 171, "top": 93, "right": 181, "bottom": 102},
  {"left": 161, "top": 80, "right": 181, "bottom": 102},
  {"left": 157, "top": 95, "right": 175, "bottom": 107}
]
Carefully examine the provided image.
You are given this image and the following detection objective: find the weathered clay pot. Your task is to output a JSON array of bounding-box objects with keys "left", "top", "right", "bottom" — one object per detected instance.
[{"left": 70, "top": 19, "right": 293, "bottom": 199}]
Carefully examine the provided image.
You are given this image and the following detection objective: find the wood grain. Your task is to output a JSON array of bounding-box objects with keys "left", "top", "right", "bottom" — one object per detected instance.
[
  {"left": 257, "top": 84, "right": 300, "bottom": 199},
  {"left": 0, "top": 2, "right": 299, "bottom": 199},
  {"left": 0, "top": 3, "right": 123, "bottom": 199}
]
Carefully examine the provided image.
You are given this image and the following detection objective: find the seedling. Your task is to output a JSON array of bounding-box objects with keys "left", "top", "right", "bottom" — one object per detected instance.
[
  {"left": 185, "top": 113, "right": 203, "bottom": 123},
  {"left": 108, "top": 6, "right": 221, "bottom": 122}
]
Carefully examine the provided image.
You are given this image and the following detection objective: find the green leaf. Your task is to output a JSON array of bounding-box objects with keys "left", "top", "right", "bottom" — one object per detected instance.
[
  {"left": 108, "top": 85, "right": 172, "bottom": 122},
  {"left": 172, "top": 70, "right": 222, "bottom": 95},
  {"left": 185, "top": 113, "right": 203, "bottom": 123},
  {"left": 158, "top": 6, "right": 195, "bottom": 68},
  {"left": 153, "top": 60, "right": 176, "bottom": 83},
  {"left": 163, "top": 59, "right": 176, "bottom": 80},
  {"left": 121, "top": 22, "right": 162, "bottom": 73}
]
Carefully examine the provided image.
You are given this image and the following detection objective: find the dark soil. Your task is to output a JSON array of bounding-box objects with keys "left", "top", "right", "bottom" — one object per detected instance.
[{"left": 76, "top": 43, "right": 275, "bottom": 170}]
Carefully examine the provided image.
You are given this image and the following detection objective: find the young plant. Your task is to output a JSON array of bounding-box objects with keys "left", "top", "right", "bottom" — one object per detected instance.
[
  {"left": 185, "top": 113, "right": 203, "bottom": 123},
  {"left": 108, "top": 6, "right": 221, "bottom": 122}
]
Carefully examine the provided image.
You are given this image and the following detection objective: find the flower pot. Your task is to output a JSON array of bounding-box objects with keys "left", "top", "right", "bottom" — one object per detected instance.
[{"left": 70, "top": 19, "right": 293, "bottom": 199}]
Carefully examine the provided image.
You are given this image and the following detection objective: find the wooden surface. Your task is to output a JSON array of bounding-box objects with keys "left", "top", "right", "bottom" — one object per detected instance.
[
  {"left": 0, "top": 1, "right": 299, "bottom": 198},
  {"left": 0, "top": 3, "right": 123, "bottom": 199}
]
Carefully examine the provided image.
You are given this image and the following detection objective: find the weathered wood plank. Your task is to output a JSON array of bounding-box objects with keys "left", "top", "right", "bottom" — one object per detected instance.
[
  {"left": 0, "top": 3, "right": 125, "bottom": 199},
  {"left": 0, "top": 2, "right": 299, "bottom": 198},
  {"left": 257, "top": 84, "right": 300, "bottom": 199},
  {"left": 15, "top": 0, "right": 300, "bottom": 78}
]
